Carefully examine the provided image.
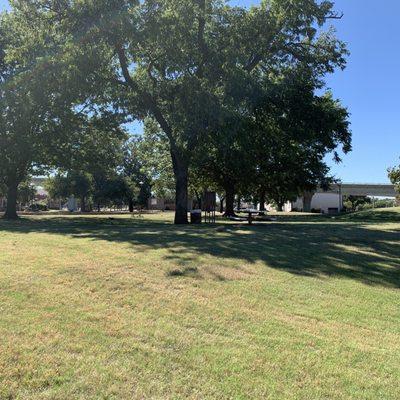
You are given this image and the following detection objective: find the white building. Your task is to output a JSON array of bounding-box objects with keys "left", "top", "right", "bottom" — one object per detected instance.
[
  {"left": 288, "top": 192, "right": 341, "bottom": 214},
  {"left": 285, "top": 183, "right": 397, "bottom": 214}
]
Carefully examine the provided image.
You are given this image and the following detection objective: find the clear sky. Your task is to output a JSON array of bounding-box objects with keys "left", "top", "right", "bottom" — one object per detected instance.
[{"left": 1, "top": 0, "right": 399, "bottom": 183}]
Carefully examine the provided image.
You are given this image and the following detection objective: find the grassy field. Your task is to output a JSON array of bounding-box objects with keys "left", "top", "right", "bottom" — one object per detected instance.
[{"left": 0, "top": 209, "right": 400, "bottom": 399}]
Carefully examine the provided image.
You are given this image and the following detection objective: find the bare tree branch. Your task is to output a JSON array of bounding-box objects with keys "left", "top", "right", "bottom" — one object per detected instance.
[
  {"left": 326, "top": 11, "right": 344, "bottom": 20},
  {"left": 114, "top": 44, "right": 176, "bottom": 145}
]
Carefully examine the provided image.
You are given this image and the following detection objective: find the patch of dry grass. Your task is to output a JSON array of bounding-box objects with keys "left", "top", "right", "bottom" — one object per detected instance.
[{"left": 0, "top": 210, "right": 400, "bottom": 399}]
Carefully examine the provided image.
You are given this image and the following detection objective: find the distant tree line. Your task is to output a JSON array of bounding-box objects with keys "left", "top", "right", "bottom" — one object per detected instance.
[
  {"left": 45, "top": 137, "right": 152, "bottom": 212},
  {"left": 1, "top": 0, "right": 351, "bottom": 223},
  {"left": 342, "top": 196, "right": 396, "bottom": 212}
]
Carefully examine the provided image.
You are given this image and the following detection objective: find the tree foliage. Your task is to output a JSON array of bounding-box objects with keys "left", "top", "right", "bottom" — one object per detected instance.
[
  {"left": 250, "top": 71, "right": 351, "bottom": 209},
  {"left": 14, "top": 0, "right": 349, "bottom": 223},
  {"left": 388, "top": 163, "right": 400, "bottom": 195},
  {"left": 1, "top": 1, "right": 352, "bottom": 221},
  {"left": 0, "top": 8, "right": 120, "bottom": 218}
]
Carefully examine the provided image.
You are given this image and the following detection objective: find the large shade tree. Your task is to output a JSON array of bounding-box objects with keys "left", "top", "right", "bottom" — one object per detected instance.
[
  {"left": 0, "top": 11, "right": 85, "bottom": 219},
  {"left": 252, "top": 70, "right": 351, "bottom": 211},
  {"left": 196, "top": 68, "right": 351, "bottom": 216},
  {"left": 0, "top": 6, "right": 132, "bottom": 219},
  {"left": 16, "top": 0, "right": 348, "bottom": 223},
  {"left": 194, "top": 116, "right": 256, "bottom": 216}
]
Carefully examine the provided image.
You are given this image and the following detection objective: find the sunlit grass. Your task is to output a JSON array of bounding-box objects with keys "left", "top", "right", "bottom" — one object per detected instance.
[{"left": 1, "top": 209, "right": 400, "bottom": 399}]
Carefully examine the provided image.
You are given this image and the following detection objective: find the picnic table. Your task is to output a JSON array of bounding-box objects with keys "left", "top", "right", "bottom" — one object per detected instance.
[{"left": 237, "top": 209, "right": 261, "bottom": 225}]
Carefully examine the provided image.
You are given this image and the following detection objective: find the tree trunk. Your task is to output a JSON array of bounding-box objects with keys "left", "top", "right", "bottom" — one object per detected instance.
[
  {"left": 219, "top": 197, "right": 225, "bottom": 214},
  {"left": 171, "top": 152, "right": 189, "bottom": 224},
  {"left": 277, "top": 202, "right": 284, "bottom": 212},
  {"left": 259, "top": 190, "right": 266, "bottom": 216},
  {"left": 128, "top": 198, "right": 134, "bottom": 213},
  {"left": 303, "top": 192, "right": 314, "bottom": 213},
  {"left": 81, "top": 196, "right": 87, "bottom": 213},
  {"left": 194, "top": 190, "right": 202, "bottom": 210},
  {"left": 4, "top": 178, "right": 19, "bottom": 220},
  {"left": 223, "top": 184, "right": 236, "bottom": 217}
]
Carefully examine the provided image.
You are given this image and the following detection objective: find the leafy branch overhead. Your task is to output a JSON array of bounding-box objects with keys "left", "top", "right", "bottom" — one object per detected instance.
[{"left": 1, "top": 0, "right": 351, "bottom": 221}]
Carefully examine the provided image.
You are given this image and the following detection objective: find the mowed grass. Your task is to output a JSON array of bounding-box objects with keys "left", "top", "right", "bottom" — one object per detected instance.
[{"left": 0, "top": 209, "right": 400, "bottom": 399}]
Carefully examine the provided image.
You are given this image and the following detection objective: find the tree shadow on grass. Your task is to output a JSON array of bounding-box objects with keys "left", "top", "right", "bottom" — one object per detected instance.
[{"left": 1, "top": 215, "right": 400, "bottom": 288}]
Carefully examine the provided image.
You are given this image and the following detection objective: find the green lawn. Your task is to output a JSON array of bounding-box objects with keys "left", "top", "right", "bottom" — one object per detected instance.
[{"left": 0, "top": 209, "right": 400, "bottom": 399}]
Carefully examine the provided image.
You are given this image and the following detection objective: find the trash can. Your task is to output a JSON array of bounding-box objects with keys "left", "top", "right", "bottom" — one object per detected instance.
[{"left": 190, "top": 209, "right": 202, "bottom": 224}]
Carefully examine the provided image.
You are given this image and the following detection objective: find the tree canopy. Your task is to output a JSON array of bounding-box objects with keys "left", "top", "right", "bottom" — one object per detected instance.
[
  {"left": 8, "top": 0, "right": 349, "bottom": 223},
  {"left": 1, "top": 0, "right": 352, "bottom": 221},
  {"left": 0, "top": 6, "right": 131, "bottom": 219}
]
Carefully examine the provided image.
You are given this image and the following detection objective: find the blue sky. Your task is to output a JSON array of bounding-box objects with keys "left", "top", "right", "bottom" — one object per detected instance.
[{"left": 1, "top": 0, "right": 399, "bottom": 183}]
